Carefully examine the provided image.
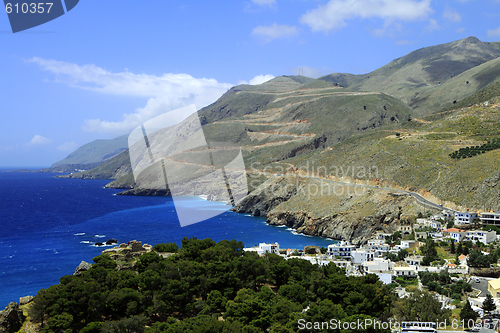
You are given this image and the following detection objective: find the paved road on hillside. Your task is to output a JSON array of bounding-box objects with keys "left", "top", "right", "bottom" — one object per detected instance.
[{"left": 278, "top": 173, "right": 454, "bottom": 212}]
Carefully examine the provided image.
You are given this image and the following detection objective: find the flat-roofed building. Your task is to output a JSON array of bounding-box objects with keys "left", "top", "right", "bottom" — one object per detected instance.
[
  {"left": 454, "top": 211, "right": 478, "bottom": 225},
  {"left": 480, "top": 212, "right": 500, "bottom": 226},
  {"left": 488, "top": 278, "right": 500, "bottom": 299}
]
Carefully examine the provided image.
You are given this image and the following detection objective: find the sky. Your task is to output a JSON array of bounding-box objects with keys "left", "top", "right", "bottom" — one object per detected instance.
[{"left": 2, "top": 0, "right": 500, "bottom": 167}]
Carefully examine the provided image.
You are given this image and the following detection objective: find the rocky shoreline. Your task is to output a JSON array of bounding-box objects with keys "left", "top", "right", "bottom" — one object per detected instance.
[{"left": 233, "top": 176, "right": 427, "bottom": 245}]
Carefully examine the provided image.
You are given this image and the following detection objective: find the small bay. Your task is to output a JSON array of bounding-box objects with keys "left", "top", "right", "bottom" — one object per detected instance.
[{"left": 0, "top": 170, "right": 336, "bottom": 308}]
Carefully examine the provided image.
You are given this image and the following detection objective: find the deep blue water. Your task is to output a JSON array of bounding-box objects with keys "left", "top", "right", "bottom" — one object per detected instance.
[{"left": 0, "top": 170, "right": 336, "bottom": 308}]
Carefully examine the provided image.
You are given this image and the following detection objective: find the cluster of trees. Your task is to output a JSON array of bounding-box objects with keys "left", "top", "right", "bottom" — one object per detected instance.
[
  {"left": 386, "top": 249, "right": 408, "bottom": 262},
  {"left": 449, "top": 138, "right": 500, "bottom": 159},
  {"left": 419, "top": 271, "right": 471, "bottom": 300},
  {"left": 420, "top": 239, "right": 439, "bottom": 266},
  {"left": 467, "top": 248, "right": 499, "bottom": 268},
  {"left": 29, "top": 237, "right": 399, "bottom": 333}
]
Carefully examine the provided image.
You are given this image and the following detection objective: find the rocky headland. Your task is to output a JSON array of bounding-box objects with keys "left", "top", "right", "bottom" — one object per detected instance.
[{"left": 233, "top": 175, "right": 430, "bottom": 245}]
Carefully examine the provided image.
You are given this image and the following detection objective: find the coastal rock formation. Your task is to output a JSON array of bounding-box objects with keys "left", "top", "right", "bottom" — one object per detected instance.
[
  {"left": 18, "top": 296, "right": 33, "bottom": 306},
  {"left": 0, "top": 302, "right": 25, "bottom": 333},
  {"left": 106, "top": 239, "right": 118, "bottom": 245},
  {"left": 102, "top": 240, "right": 153, "bottom": 260},
  {"left": 116, "top": 188, "right": 171, "bottom": 196},
  {"left": 234, "top": 175, "right": 424, "bottom": 244},
  {"left": 73, "top": 261, "right": 93, "bottom": 276}
]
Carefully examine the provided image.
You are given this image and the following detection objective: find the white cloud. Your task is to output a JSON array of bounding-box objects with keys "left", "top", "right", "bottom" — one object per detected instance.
[
  {"left": 252, "top": 23, "right": 298, "bottom": 42},
  {"left": 249, "top": 74, "right": 275, "bottom": 85},
  {"left": 488, "top": 26, "right": 500, "bottom": 37},
  {"left": 456, "top": 27, "right": 465, "bottom": 33},
  {"left": 28, "top": 57, "right": 233, "bottom": 134},
  {"left": 237, "top": 74, "right": 275, "bottom": 86},
  {"left": 424, "top": 18, "right": 440, "bottom": 32},
  {"left": 57, "top": 141, "right": 78, "bottom": 152},
  {"left": 443, "top": 9, "right": 461, "bottom": 22},
  {"left": 30, "top": 135, "right": 53, "bottom": 146},
  {"left": 251, "top": 0, "right": 276, "bottom": 6},
  {"left": 300, "top": 0, "right": 432, "bottom": 33}
]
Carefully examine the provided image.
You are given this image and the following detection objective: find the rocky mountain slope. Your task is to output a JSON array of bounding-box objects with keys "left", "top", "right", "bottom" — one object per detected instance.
[{"left": 53, "top": 36, "right": 500, "bottom": 241}]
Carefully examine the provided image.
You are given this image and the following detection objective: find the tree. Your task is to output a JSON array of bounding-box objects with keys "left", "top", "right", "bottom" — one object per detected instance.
[
  {"left": 446, "top": 217, "right": 455, "bottom": 229},
  {"left": 460, "top": 299, "right": 479, "bottom": 326},
  {"left": 450, "top": 240, "right": 455, "bottom": 254},
  {"left": 421, "top": 239, "right": 438, "bottom": 266},
  {"left": 483, "top": 294, "right": 497, "bottom": 315},
  {"left": 392, "top": 290, "right": 449, "bottom": 322},
  {"left": 397, "top": 249, "right": 409, "bottom": 261},
  {"left": 454, "top": 255, "right": 460, "bottom": 266}
]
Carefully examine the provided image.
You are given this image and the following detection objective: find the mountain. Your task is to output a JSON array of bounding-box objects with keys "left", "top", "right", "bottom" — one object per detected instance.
[
  {"left": 57, "top": 36, "right": 500, "bottom": 231},
  {"left": 320, "top": 36, "right": 500, "bottom": 114},
  {"left": 49, "top": 134, "right": 129, "bottom": 172}
]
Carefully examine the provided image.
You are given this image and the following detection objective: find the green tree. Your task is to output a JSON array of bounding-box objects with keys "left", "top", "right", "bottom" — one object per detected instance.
[
  {"left": 392, "top": 290, "right": 449, "bottom": 322},
  {"left": 450, "top": 240, "right": 455, "bottom": 254},
  {"left": 483, "top": 294, "right": 497, "bottom": 314},
  {"left": 460, "top": 299, "right": 479, "bottom": 326}
]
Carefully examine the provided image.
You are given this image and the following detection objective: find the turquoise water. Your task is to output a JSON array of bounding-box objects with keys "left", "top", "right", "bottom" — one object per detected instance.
[{"left": 0, "top": 170, "right": 336, "bottom": 308}]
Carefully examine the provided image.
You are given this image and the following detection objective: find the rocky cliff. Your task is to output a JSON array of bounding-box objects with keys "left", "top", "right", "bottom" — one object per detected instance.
[{"left": 233, "top": 175, "right": 429, "bottom": 244}]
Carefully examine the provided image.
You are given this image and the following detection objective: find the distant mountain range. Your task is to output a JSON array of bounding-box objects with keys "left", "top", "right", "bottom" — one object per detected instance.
[{"left": 54, "top": 36, "right": 500, "bottom": 215}]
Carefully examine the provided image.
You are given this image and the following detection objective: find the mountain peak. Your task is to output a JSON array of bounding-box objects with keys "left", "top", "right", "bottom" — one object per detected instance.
[{"left": 460, "top": 36, "right": 481, "bottom": 44}]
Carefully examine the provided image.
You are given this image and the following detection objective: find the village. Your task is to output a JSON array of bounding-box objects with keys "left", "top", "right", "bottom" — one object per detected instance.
[{"left": 244, "top": 211, "right": 500, "bottom": 332}]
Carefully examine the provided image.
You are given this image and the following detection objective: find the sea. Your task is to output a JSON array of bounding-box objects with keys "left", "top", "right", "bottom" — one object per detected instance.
[{"left": 0, "top": 169, "right": 337, "bottom": 308}]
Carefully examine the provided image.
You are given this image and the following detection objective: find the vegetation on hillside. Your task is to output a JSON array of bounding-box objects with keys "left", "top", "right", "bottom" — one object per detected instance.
[{"left": 27, "top": 238, "right": 450, "bottom": 333}]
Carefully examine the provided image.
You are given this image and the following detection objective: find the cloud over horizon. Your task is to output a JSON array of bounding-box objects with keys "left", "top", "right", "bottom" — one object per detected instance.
[
  {"left": 29, "top": 135, "right": 53, "bottom": 146},
  {"left": 252, "top": 23, "right": 298, "bottom": 42},
  {"left": 28, "top": 57, "right": 233, "bottom": 134},
  {"left": 300, "top": 0, "right": 433, "bottom": 33}
]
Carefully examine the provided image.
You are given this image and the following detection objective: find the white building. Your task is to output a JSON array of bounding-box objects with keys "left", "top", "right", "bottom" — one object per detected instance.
[
  {"left": 394, "top": 266, "right": 418, "bottom": 277},
  {"left": 480, "top": 212, "right": 500, "bottom": 226},
  {"left": 351, "top": 249, "right": 375, "bottom": 264},
  {"left": 404, "top": 256, "right": 422, "bottom": 267},
  {"left": 443, "top": 228, "right": 467, "bottom": 242},
  {"left": 367, "top": 239, "right": 385, "bottom": 246},
  {"left": 363, "top": 258, "right": 394, "bottom": 273},
  {"left": 454, "top": 211, "right": 478, "bottom": 225},
  {"left": 467, "top": 230, "right": 497, "bottom": 244},
  {"left": 244, "top": 242, "right": 280, "bottom": 255},
  {"left": 328, "top": 241, "right": 356, "bottom": 259}
]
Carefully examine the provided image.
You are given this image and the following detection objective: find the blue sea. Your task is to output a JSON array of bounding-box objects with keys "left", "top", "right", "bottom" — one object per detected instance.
[{"left": 0, "top": 170, "right": 336, "bottom": 308}]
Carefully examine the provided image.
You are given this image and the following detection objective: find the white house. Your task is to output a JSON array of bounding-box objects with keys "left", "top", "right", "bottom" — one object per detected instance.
[
  {"left": 454, "top": 211, "right": 478, "bottom": 225},
  {"left": 400, "top": 240, "right": 416, "bottom": 249},
  {"left": 467, "top": 230, "right": 496, "bottom": 244},
  {"left": 443, "top": 228, "right": 467, "bottom": 242},
  {"left": 394, "top": 266, "right": 418, "bottom": 277},
  {"left": 363, "top": 258, "right": 394, "bottom": 273},
  {"left": 429, "top": 221, "right": 443, "bottom": 230},
  {"left": 404, "top": 256, "right": 422, "bottom": 267},
  {"left": 480, "top": 212, "right": 500, "bottom": 226},
  {"left": 351, "top": 249, "right": 375, "bottom": 264},
  {"left": 244, "top": 242, "right": 280, "bottom": 255},
  {"left": 367, "top": 239, "right": 385, "bottom": 246},
  {"left": 328, "top": 241, "right": 356, "bottom": 259}
]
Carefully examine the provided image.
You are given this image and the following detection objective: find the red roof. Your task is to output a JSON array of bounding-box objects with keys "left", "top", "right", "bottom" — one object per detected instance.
[{"left": 443, "top": 228, "right": 466, "bottom": 232}]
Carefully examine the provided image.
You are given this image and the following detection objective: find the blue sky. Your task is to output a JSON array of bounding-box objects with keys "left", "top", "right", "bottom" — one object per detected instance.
[{"left": 2, "top": 0, "right": 500, "bottom": 167}]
